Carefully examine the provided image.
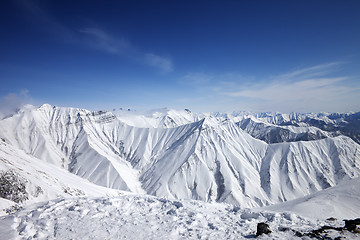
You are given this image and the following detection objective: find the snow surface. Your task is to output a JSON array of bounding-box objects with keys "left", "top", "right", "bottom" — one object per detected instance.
[
  {"left": 1, "top": 104, "right": 360, "bottom": 239},
  {"left": 262, "top": 176, "right": 360, "bottom": 220},
  {"left": 113, "top": 107, "right": 201, "bottom": 128},
  {"left": 0, "top": 140, "right": 123, "bottom": 216},
  {"left": 237, "top": 116, "right": 332, "bottom": 144},
  {"left": 1, "top": 104, "right": 359, "bottom": 208},
  {"left": 2, "top": 194, "right": 360, "bottom": 239}
]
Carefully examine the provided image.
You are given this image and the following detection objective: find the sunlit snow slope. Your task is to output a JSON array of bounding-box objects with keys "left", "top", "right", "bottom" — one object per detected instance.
[
  {"left": 0, "top": 140, "right": 123, "bottom": 215},
  {"left": 1, "top": 104, "right": 360, "bottom": 208},
  {"left": 262, "top": 176, "right": 360, "bottom": 219}
]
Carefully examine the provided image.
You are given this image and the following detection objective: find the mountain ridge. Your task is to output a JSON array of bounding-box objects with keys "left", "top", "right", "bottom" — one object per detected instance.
[{"left": 0, "top": 104, "right": 359, "bottom": 209}]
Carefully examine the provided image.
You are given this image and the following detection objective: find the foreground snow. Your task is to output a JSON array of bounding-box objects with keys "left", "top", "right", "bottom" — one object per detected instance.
[
  {"left": 262, "top": 176, "right": 360, "bottom": 220},
  {"left": 2, "top": 194, "right": 359, "bottom": 240},
  {"left": 1, "top": 138, "right": 359, "bottom": 239}
]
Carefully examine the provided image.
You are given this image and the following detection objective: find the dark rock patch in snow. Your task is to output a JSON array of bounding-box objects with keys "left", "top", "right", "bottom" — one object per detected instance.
[
  {"left": 256, "top": 222, "right": 271, "bottom": 236},
  {"left": 0, "top": 170, "right": 28, "bottom": 203}
]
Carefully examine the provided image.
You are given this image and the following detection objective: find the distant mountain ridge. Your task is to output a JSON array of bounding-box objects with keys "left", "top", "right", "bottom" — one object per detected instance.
[
  {"left": 232, "top": 111, "right": 360, "bottom": 144},
  {"left": 114, "top": 107, "right": 360, "bottom": 144},
  {"left": 0, "top": 104, "right": 359, "bottom": 208}
]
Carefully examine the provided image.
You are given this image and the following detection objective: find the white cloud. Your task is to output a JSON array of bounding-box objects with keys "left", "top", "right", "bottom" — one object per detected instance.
[
  {"left": 17, "top": 1, "right": 173, "bottom": 73},
  {"left": 177, "top": 63, "right": 359, "bottom": 113},
  {"left": 275, "top": 62, "right": 343, "bottom": 81},
  {"left": 80, "top": 28, "right": 131, "bottom": 54},
  {"left": 144, "top": 53, "right": 173, "bottom": 73},
  {"left": 80, "top": 27, "right": 173, "bottom": 73},
  {"left": 178, "top": 73, "right": 213, "bottom": 85},
  {"left": 222, "top": 62, "right": 360, "bottom": 112},
  {"left": 0, "top": 90, "right": 33, "bottom": 119},
  {"left": 16, "top": 0, "right": 75, "bottom": 42},
  {"left": 226, "top": 77, "right": 348, "bottom": 100},
  {"left": 178, "top": 72, "right": 254, "bottom": 88}
]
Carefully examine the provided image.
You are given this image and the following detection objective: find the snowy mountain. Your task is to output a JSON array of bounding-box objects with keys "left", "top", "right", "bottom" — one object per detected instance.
[
  {"left": 0, "top": 139, "right": 359, "bottom": 239},
  {"left": 236, "top": 116, "right": 332, "bottom": 143},
  {"left": 113, "top": 107, "right": 201, "bottom": 128},
  {"left": 115, "top": 108, "right": 360, "bottom": 145},
  {"left": 1, "top": 104, "right": 360, "bottom": 239},
  {"left": 263, "top": 176, "right": 360, "bottom": 220},
  {"left": 1, "top": 104, "right": 359, "bottom": 209},
  {"left": 234, "top": 111, "right": 360, "bottom": 145},
  {"left": 0, "top": 139, "right": 123, "bottom": 215},
  {"left": 1, "top": 138, "right": 359, "bottom": 239}
]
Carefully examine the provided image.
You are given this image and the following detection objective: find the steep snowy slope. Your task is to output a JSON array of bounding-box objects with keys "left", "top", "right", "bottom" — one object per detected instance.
[
  {"left": 1, "top": 104, "right": 360, "bottom": 209},
  {"left": 263, "top": 177, "right": 360, "bottom": 220},
  {"left": 237, "top": 116, "right": 332, "bottom": 143},
  {"left": 114, "top": 108, "right": 360, "bottom": 146},
  {"left": 125, "top": 118, "right": 360, "bottom": 207},
  {"left": 259, "top": 136, "right": 360, "bottom": 202},
  {"left": 230, "top": 112, "right": 360, "bottom": 143},
  {"left": 0, "top": 140, "right": 123, "bottom": 215},
  {"left": 1, "top": 139, "right": 359, "bottom": 239},
  {"left": 0, "top": 104, "right": 144, "bottom": 193}
]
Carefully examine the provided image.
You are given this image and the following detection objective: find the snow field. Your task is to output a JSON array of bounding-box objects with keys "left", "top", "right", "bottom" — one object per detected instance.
[
  {"left": 3, "top": 194, "right": 358, "bottom": 240},
  {"left": 262, "top": 176, "right": 360, "bottom": 220}
]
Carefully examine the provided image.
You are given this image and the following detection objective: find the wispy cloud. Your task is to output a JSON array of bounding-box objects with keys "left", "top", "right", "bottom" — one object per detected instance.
[
  {"left": 17, "top": 0, "right": 173, "bottom": 73},
  {"left": 177, "top": 63, "right": 360, "bottom": 113},
  {"left": 221, "top": 62, "right": 360, "bottom": 112},
  {"left": 0, "top": 90, "right": 33, "bottom": 119},
  {"left": 225, "top": 77, "right": 349, "bottom": 100},
  {"left": 80, "top": 27, "right": 173, "bottom": 73},
  {"left": 178, "top": 72, "right": 254, "bottom": 89},
  {"left": 79, "top": 28, "right": 131, "bottom": 54},
  {"left": 275, "top": 62, "right": 344, "bottom": 82},
  {"left": 16, "top": 0, "right": 75, "bottom": 42},
  {"left": 144, "top": 53, "right": 173, "bottom": 73},
  {"left": 178, "top": 73, "right": 214, "bottom": 85}
]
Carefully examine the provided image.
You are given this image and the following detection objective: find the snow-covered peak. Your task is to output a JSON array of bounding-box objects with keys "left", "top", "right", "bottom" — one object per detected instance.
[
  {"left": 1, "top": 104, "right": 360, "bottom": 239},
  {"left": 38, "top": 103, "right": 53, "bottom": 110},
  {"left": 113, "top": 107, "right": 200, "bottom": 128},
  {"left": 1, "top": 104, "right": 360, "bottom": 209}
]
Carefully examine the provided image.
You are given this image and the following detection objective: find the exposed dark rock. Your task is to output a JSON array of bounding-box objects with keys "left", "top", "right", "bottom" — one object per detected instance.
[
  {"left": 310, "top": 225, "right": 343, "bottom": 236},
  {"left": 0, "top": 170, "right": 28, "bottom": 203},
  {"left": 4, "top": 204, "right": 22, "bottom": 214},
  {"left": 173, "top": 201, "right": 183, "bottom": 209},
  {"left": 166, "top": 209, "right": 176, "bottom": 215},
  {"left": 256, "top": 222, "right": 271, "bottom": 236},
  {"left": 286, "top": 217, "right": 360, "bottom": 239},
  {"left": 344, "top": 218, "right": 360, "bottom": 232}
]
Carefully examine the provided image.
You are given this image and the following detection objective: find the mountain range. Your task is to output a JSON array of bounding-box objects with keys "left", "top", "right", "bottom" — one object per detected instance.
[
  {"left": 1, "top": 104, "right": 359, "bottom": 208},
  {"left": 1, "top": 104, "right": 360, "bottom": 238}
]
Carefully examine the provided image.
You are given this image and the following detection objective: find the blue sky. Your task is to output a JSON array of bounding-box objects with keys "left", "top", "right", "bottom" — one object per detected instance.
[{"left": 1, "top": 0, "right": 360, "bottom": 114}]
